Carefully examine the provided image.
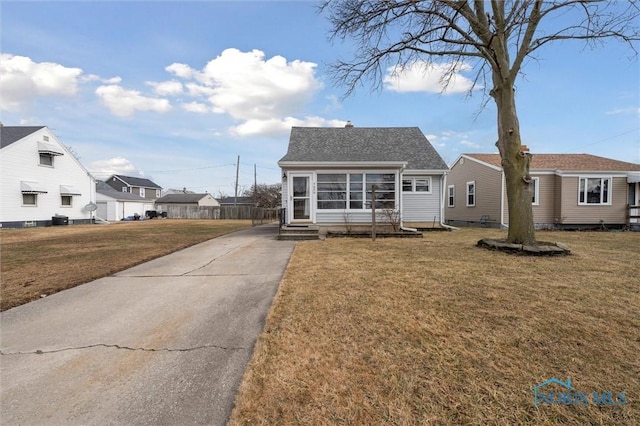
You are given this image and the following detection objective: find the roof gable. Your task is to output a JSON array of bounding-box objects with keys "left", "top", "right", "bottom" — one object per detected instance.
[
  {"left": 464, "top": 153, "right": 640, "bottom": 172},
  {"left": 0, "top": 126, "right": 46, "bottom": 149},
  {"left": 279, "top": 127, "right": 448, "bottom": 170},
  {"left": 96, "top": 181, "right": 147, "bottom": 201},
  {"left": 111, "top": 174, "right": 162, "bottom": 189}
]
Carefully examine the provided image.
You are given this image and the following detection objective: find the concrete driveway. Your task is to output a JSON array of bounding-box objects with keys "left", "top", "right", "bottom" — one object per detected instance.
[{"left": 0, "top": 224, "right": 295, "bottom": 425}]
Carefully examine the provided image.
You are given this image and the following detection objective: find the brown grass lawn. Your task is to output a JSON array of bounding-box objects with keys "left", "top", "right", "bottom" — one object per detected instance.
[
  {"left": 230, "top": 229, "right": 640, "bottom": 425},
  {"left": 0, "top": 220, "right": 252, "bottom": 311}
]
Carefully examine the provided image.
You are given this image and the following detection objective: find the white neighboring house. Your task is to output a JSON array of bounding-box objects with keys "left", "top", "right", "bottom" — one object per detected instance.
[
  {"left": 0, "top": 125, "right": 96, "bottom": 228},
  {"left": 95, "top": 181, "right": 155, "bottom": 222}
]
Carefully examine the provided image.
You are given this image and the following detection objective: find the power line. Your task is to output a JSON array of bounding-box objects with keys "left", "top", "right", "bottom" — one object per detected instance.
[{"left": 146, "top": 163, "right": 235, "bottom": 173}]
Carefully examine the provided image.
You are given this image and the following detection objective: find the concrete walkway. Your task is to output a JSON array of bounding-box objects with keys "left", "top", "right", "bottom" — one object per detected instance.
[{"left": 0, "top": 224, "right": 295, "bottom": 425}]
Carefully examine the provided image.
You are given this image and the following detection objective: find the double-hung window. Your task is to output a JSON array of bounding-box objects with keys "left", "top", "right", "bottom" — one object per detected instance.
[
  {"left": 466, "top": 181, "right": 476, "bottom": 207},
  {"left": 448, "top": 185, "right": 455, "bottom": 207},
  {"left": 579, "top": 177, "right": 611, "bottom": 205},
  {"left": 531, "top": 177, "right": 539, "bottom": 205}
]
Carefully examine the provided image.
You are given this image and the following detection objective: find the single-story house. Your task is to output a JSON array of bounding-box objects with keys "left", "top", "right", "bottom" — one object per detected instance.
[
  {"left": 445, "top": 152, "right": 640, "bottom": 229},
  {"left": 155, "top": 193, "right": 220, "bottom": 219},
  {"left": 277, "top": 125, "right": 449, "bottom": 231},
  {"left": 105, "top": 174, "right": 162, "bottom": 200},
  {"left": 95, "top": 181, "right": 155, "bottom": 221},
  {"left": 0, "top": 125, "right": 95, "bottom": 228},
  {"left": 155, "top": 193, "right": 219, "bottom": 209}
]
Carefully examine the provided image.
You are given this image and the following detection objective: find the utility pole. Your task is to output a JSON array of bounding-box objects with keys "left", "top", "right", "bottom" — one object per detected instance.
[
  {"left": 234, "top": 155, "right": 240, "bottom": 207},
  {"left": 253, "top": 164, "right": 257, "bottom": 226}
]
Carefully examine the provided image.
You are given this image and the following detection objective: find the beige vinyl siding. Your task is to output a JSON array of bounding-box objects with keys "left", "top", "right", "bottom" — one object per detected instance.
[
  {"left": 553, "top": 174, "right": 562, "bottom": 224},
  {"left": 532, "top": 174, "right": 555, "bottom": 224},
  {"left": 446, "top": 157, "right": 502, "bottom": 223},
  {"left": 558, "top": 176, "right": 628, "bottom": 224}
]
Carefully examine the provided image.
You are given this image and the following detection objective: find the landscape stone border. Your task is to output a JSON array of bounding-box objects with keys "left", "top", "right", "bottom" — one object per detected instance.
[{"left": 477, "top": 238, "right": 571, "bottom": 256}]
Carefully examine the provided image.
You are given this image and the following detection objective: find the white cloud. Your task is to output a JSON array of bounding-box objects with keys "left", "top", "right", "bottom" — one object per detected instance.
[
  {"left": 167, "top": 48, "right": 323, "bottom": 130},
  {"left": 147, "top": 80, "right": 183, "bottom": 96},
  {"left": 88, "top": 157, "right": 139, "bottom": 179},
  {"left": 605, "top": 107, "right": 640, "bottom": 116},
  {"left": 425, "top": 134, "right": 438, "bottom": 140},
  {"left": 95, "top": 84, "right": 172, "bottom": 117},
  {"left": 460, "top": 140, "right": 481, "bottom": 149},
  {"left": 0, "top": 54, "right": 83, "bottom": 111},
  {"left": 181, "top": 101, "right": 209, "bottom": 113},
  {"left": 230, "top": 116, "right": 347, "bottom": 137},
  {"left": 384, "top": 61, "right": 477, "bottom": 94},
  {"left": 166, "top": 63, "right": 194, "bottom": 79}
]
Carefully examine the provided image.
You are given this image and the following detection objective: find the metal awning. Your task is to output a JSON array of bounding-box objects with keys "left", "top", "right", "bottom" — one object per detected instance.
[
  {"left": 60, "top": 185, "right": 82, "bottom": 196},
  {"left": 37, "top": 142, "right": 64, "bottom": 156},
  {"left": 627, "top": 172, "right": 640, "bottom": 183},
  {"left": 21, "top": 181, "right": 48, "bottom": 194}
]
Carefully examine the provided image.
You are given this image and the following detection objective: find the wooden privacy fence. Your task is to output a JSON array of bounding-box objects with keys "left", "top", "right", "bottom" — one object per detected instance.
[{"left": 164, "top": 205, "right": 279, "bottom": 222}]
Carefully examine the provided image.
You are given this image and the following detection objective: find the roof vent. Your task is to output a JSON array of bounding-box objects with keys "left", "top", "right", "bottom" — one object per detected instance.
[{"left": 345, "top": 121, "right": 354, "bottom": 128}]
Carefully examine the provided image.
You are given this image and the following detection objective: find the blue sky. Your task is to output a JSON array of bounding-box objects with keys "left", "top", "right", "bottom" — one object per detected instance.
[{"left": 2, "top": 1, "right": 638, "bottom": 196}]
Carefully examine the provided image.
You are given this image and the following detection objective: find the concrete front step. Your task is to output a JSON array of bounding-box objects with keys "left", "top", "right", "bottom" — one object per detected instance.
[
  {"left": 277, "top": 233, "right": 320, "bottom": 241},
  {"left": 278, "top": 226, "right": 320, "bottom": 241}
]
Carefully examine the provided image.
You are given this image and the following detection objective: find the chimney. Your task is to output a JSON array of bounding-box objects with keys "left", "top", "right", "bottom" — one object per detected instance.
[{"left": 344, "top": 121, "right": 353, "bottom": 128}]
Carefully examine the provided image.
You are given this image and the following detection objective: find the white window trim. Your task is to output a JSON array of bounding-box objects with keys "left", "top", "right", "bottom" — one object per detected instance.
[
  {"left": 402, "top": 177, "right": 432, "bottom": 194},
  {"left": 466, "top": 181, "right": 476, "bottom": 207},
  {"left": 140, "top": 188, "right": 146, "bottom": 198},
  {"left": 531, "top": 177, "right": 540, "bottom": 206},
  {"left": 39, "top": 153, "right": 54, "bottom": 167},
  {"left": 122, "top": 187, "right": 128, "bottom": 193},
  {"left": 578, "top": 176, "right": 612, "bottom": 206},
  {"left": 60, "top": 195, "right": 73, "bottom": 207},
  {"left": 156, "top": 189, "right": 161, "bottom": 197},
  {"left": 22, "top": 194, "right": 38, "bottom": 207},
  {"left": 447, "top": 185, "right": 455, "bottom": 207}
]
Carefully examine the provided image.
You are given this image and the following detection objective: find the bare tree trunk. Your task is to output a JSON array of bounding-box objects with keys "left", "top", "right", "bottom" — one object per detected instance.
[{"left": 493, "top": 81, "right": 536, "bottom": 245}]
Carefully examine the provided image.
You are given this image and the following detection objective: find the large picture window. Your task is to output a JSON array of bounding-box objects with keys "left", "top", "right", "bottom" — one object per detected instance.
[
  {"left": 317, "top": 172, "right": 396, "bottom": 210},
  {"left": 579, "top": 177, "right": 611, "bottom": 205}
]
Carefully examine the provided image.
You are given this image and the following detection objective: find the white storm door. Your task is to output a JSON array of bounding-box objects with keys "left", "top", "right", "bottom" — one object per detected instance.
[{"left": 290, "top": 174, "right": 313, "bottom": 222}]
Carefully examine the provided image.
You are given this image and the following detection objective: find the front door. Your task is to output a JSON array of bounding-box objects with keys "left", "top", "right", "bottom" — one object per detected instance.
[{"left": 290, "top": 174, "right": 312, "bottom": 222}]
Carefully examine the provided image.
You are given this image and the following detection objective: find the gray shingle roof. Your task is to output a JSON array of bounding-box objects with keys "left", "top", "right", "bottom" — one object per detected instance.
[
  {"left": 156, "top": 194, "right": 211, "bottom": 203},
  {"left": 96, "top": 181, "right": 147, "bottom": 201},
  {"left": 216, "top": 196, "right": 254, "bottom": 205},
  {"left": 279, "top": 127, "right": 448, "bottom": 170},
  {"left": 112, "top": 174, "right": 162, "bottom": 189},
  {"left": 0, "top": 126, "right": 45, "bottom": 149}
]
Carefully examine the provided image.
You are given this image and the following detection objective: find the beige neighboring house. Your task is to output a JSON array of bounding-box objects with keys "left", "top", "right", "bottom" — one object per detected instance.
[
  {"left": 445, "top": 153, "right": 640, "bottom": 229},
  {"left": 154, "top": 193, "right": 219, "bottom": 209}
]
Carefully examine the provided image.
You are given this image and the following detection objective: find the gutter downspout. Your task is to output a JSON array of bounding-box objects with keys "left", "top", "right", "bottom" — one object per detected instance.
[{"left": 439, "top": 171, "right": 458, "bottom": 231}]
